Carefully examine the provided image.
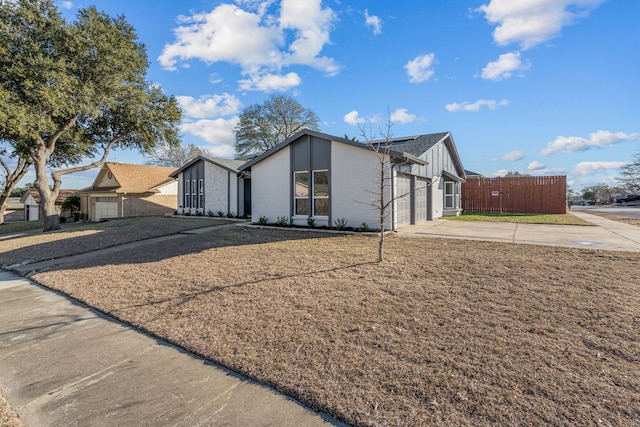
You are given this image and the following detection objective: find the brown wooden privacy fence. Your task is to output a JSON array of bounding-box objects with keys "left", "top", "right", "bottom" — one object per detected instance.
[{"left": 461, "top": 176, "right": 567, "bottom": 214}]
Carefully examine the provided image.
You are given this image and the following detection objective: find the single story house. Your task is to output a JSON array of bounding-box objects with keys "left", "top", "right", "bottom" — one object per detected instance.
[
  {"left": 238, "top": 129, "right": 466, "bottom": 230},
  {"left": 20, "top": 189, "right": 78, "bottom": 221},
  {"left": 79, "top": 162, "right": 177, "bottom": 221},
  {"left": 170, "top": 156, "right": 247, "bottom": 217}
]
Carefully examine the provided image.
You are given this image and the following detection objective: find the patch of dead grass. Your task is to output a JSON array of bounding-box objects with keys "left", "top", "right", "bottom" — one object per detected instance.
[
  {"left": 0, "top": 217, "right": 229, "bottom": 266},
  {"left": 32, "top": 228, "right": 640, "bottom": 426},
  {"left": 0, "top": 392, "right": 23, "bottom": 427},
  {"left": 585, "top": 210, "right": 640, "bottom": 227}
]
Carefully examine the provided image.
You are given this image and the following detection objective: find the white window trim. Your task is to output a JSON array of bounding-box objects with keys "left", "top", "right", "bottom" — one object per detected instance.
[
  {"left": 293, "top": 171, "right": 309, "bottom": 217},
  {"left": 444, "top": 181, "right": 455, "bottom": 209},
  {"left": 184, "top": 179, "right": 190, "bottom": 208},
  {"left": 312, "top": 169, "right": 329, "bottom": 218}
]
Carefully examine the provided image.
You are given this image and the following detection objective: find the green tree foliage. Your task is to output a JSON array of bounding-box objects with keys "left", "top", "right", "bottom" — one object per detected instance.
[
  {"left": 234, "top": 94, "right": 319, "bottom": 158},
  {"left": 61, "top": 194, "right": 80, "bottom": 216},
  {"left": 616, "top": 151, "right": 640, "bottom": 194},
  {"left": 0, "top": 0, "right": 181, "bottom": 231}
]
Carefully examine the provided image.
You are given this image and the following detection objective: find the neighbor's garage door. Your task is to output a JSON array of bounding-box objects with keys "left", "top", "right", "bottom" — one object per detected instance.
[
  {"left": 396, "top": 174, "right": 411, "bottom": 227},
  {"left": 93, "top": 197, "right": 118, "bottom": 221},
  {"left": 414, "top": 177, "right": 428, "bottom": 223}
]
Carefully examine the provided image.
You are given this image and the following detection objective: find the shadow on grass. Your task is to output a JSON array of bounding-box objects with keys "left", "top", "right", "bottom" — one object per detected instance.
[{"left": 0, "top": 217, "right": 233, "bottom": 267}]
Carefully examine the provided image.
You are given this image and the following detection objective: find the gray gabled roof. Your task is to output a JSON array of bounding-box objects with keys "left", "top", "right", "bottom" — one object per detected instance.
[
  {"left": 239, "top": 129, "right": 447, "bottom": 171},
  {"left": 170, "top": 155, "right": 247, "bottom": 178}
]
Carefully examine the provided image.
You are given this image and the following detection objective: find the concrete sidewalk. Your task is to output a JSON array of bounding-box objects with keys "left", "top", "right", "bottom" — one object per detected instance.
[
  {"left": 397, "top": 210, "right": 640, "bottom": 252},
  {"left": 0, "top": 271, "right": 343, "bottom": 427}
]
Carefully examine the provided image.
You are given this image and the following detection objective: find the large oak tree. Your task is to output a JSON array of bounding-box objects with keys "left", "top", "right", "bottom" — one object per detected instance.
[
  {"left": 0, "top": 0, "right": 181, "bottom": 231},
  {"left": 234, "top": 94, "right": 319, "bottom": 158}
]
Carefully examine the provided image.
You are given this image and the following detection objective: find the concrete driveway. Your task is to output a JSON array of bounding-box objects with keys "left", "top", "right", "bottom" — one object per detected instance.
[{"left": 397, "top": 211, "right": 640, "bottom": 252}]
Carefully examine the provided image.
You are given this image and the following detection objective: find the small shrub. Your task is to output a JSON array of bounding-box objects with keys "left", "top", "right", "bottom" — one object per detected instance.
[
  {"left": 334, "top": 217, "right": 348, "bottom": 230},
  {"left": 207, "top": 210, "right": 214, "bottom": 217},
  {"left": 307, "top": 217, "right": 316, "bottom": 227},
  {"left": 276, "top": 216, "right": 288, "bottom": 226},
  {"left": 359, "top": 222, "right": 370, "bottom": 232},
  {"left": 197, "top": 210, "right": 203, "bottom": 216},
  {"left": 258, "top": 215, "right": 268, "bottom": 225},
  {"left": 216, "top": 210, "right": 225, "bottom": 217},
  {"left": 227, "top": 211, "right": 237, "bottom": 218},
  {"left": 73, "top": 212, "right": 81, "bottom": 222},
  {"left": 185, "top": 211, "right": 191, "bottom": 216},
  {"left": 59, "top": 216, "right": 67, "bottom": 223}
]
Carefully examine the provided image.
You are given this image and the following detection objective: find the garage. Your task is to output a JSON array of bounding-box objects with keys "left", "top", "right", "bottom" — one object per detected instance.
[
  {"left": 414, "top": 177, "right": 428, "bottom": 223},
  {"left": 92, "top": 197, "right": 118, "bottom": 221},
  {"left": 396, "top": 173, "right": 411, "bottom": 227}
]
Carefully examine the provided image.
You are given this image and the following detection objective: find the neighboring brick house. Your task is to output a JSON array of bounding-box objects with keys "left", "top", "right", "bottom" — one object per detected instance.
[
  {"left": 79, "top": 163, "right": 177, "bottom": 221},
  {"left": 20, "top": 189, "right": 78, "bottom": 221}
]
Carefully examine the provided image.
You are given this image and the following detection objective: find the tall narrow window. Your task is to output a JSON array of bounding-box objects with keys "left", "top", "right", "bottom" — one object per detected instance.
[
  {"left": 313, "top": 170, "right": 329, "bottom": 216},
  {"left": 184, "top": 179, "right": 190, "bottom": 208},
  {"left": 444, "top": 181, "right": 455, "bottom": 209},
  {"left": 294, "top": 171, "right": 309, "bottom": 215},
  {"left": 198, "top": 179, "right": 204, "bottom": 209},
  {"left": 191, "top": 180, "right": 196, "bottom": 209}
]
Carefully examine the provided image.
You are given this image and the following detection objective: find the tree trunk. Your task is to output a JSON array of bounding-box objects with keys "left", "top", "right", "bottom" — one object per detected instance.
[
  {"left": 0, "top": 198, "right": 6, "bottom": 225},
  {"left": 33, "top": 148, "right": 62, "bottom": 232}
]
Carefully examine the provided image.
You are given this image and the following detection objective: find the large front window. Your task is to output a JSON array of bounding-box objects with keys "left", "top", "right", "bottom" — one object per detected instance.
[
  {"left": 198, "top": 179, "right": 204, "bottom": 209},
  {"left": 444, "top": 181, "right": 459, "bottom": 209},
  {"left": 294, "top": 171, "right": 309, "bottom": 215},
  {"left": 184, "top": 180, "right": 190, "bottom": 208},
  {"left": 313, "top": 170, "right": 329, "bottom": 216},
  {"left": 191, "top": 180, "right": 196, "bottom": 209}
]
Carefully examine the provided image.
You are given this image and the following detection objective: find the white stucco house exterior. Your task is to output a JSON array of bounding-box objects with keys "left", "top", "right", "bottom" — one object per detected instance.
[
  {"left": 170, "top": 156, "right": 247, "bottom": 216},
  {"left": 238, "top": 130, "right": 466, "bottom": 231}
]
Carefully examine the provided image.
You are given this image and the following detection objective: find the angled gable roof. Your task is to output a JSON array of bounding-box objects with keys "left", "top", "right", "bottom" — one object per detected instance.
[
  {"left": 85, "top": 163, "right": 177, "bottom": 194},
  {"left": 170, "top": 155, "right": 247, "bottom": 178},
  {"left": 239, "top": 129, "right": 432, "bottom": 171}
]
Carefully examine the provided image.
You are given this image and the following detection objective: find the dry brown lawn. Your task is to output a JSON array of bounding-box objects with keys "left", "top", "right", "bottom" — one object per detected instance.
[
  {"left": 0, "top": 216, "right": 229, "bottom": 267},
  {"left": 0, "top": 392, "right": 23, "bottom": 427},
  {"left": 21, "top": 226, "right": 640, "bottom": 427},
  {"left": 585, "top": 210, "right": 640, "bottom": 227}
]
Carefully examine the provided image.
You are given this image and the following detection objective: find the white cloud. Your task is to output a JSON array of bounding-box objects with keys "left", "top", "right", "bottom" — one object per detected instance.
[
  {"left": 491, "top": 169, "right": 510, "bottom": 177},
  {"left": 446, "top": 99, "right": 509, "bottom": 112},
  {"left": 390, "top": 108, "right": 416, "bottom": 124},
  {"left": 494, "top": 150, "right": 525, "bottom": 161},
  {"left": 404, "top": 53, "right": 436, "bottom": 83},
  {"left": 540, "top": 130, "right": 640, "bottom": 156},
  {"left": 344, "top": 110, "right": 365, "bottom": 126},
  {"left": 364, "top": 9, "right": 382, "bottom": 35},
  {"left": 158, "top": 1, "right": 339, "bottom": 91},
  {"left": 527, "top": 160, "right": 545, "bottom": 170},
  {"left": 238, "top": 72, "right": 302, "bottom": 91},
  {"left": 572, "top": 161, "right": 629, "bottom": 176},
  {"left": 61, "top": 1, "right": 73, "bottom": 9},
  {"left": 478, "top": 0, "right": 605, "bottom": 49},
  {"left": 481, "top": 52, "right": 529, "bottom": 81},
  {"left": 180, "top": 117, "right": 240, "bottom": 148},
  {"left": 176, "top": 93, "right": 241, "bottom": 119}
]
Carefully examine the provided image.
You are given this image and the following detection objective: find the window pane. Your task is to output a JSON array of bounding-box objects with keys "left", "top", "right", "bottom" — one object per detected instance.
[
  {"left": 445, "top": 195, "right": 454, "bottom": 209},
  {"left": 296, "top": 198, "right": 309, "bottom": 215},
  {"left": 295, "top": 172, "right": 309, "bottom": 197},
  {"left": 313, "top": 171, "right": 328, "bottom": 196},
  {"left": 314, "top": 198, "right": 329, "bottom": 216}
]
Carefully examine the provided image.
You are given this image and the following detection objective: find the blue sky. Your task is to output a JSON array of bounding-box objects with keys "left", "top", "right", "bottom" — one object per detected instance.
[{"left": 23, "top": 0, "right": 640, "bottom": 192}]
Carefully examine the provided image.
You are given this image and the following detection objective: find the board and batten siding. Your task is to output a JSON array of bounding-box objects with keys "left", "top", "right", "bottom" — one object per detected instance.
[
  {"left": 330, "top": 142, "right": 392, "bottom": 231},
  {"left": 251, "top": 146, "right": 291, "bottom": 223}
]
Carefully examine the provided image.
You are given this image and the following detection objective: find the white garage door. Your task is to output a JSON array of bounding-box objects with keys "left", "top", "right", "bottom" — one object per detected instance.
[
  {"left": 415, "top": 177, "right": 428, "bottom": 223},
  {"left": 93, "top": 197, "right": 118, "bottom": 221},
  {"left": 396, "top": 174, "right": 411, "bottom": 227}
]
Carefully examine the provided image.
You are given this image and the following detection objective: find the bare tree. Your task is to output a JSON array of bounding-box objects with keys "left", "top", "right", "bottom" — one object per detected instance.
[
  {"left": 358, "top": 118, "right": 428, "bottom": 262},
  {"left": 616, "top": 151, "right": 640, "bottom": 193},
  {"left": 146, "top": 143, "right": 204, "bottom": 167}
]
